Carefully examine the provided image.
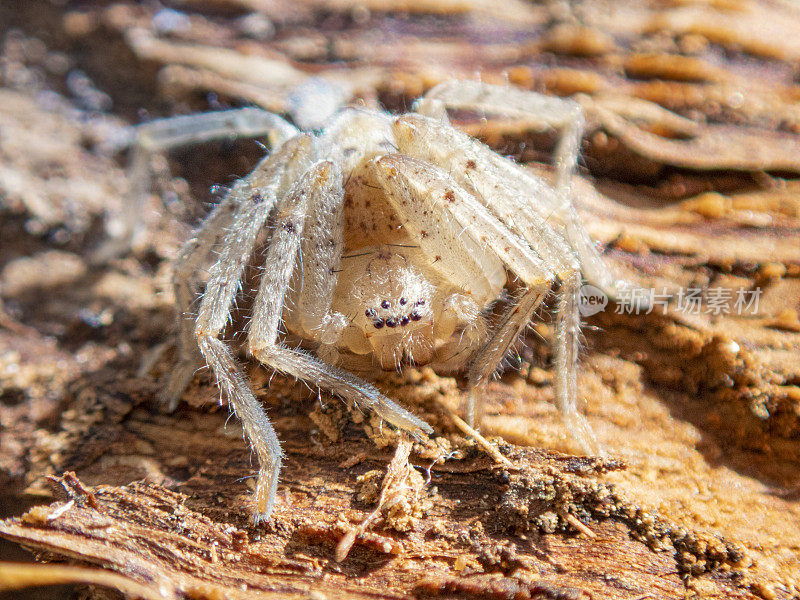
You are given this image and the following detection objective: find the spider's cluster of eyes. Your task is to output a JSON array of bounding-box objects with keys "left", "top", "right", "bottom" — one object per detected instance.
[{"left": 365, "top": 298, "right": 426, "bottom": 329}]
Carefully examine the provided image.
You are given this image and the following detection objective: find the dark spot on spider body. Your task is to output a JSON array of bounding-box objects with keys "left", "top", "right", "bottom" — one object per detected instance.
[
  {"left": 400, "top": 316, "right": 410, "bottom": 326},
  {"left": 410, "top": 312, "right": 422, "bottom": 321},
  {"left": 381, "top": 300, "right": 391, "bottom": 309},
  {"left": 400, "top": 297, "right": 407, "bottom": 305},
  {"left": 466, "top": 159, "right": 476, "bottom": 170},
  {"left": 365, "top": 309, "right": 377, "bottom": 317},
  {"left": 385, "top": 318, "right": 398, "bottom": 328},
  {"left": 444, "top": 190, "right": 456, "bottom": 202},
  {"left": 373, "top": 320, "right": 384, "bottom": 329}
]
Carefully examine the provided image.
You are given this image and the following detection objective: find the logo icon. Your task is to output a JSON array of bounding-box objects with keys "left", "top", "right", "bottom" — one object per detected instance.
[{"left": 579, "top": 284, "right": 608, "bottom": 317}]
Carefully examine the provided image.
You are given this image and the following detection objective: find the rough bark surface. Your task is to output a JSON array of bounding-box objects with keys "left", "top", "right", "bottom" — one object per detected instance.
[{"left": 1, "top": 1, "right": 799, "bottom": 599}]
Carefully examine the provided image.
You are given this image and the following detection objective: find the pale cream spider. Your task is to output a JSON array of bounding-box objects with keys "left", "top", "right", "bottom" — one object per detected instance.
[{"left": 129, "top": 81, "right": 640, "bottom": 522}]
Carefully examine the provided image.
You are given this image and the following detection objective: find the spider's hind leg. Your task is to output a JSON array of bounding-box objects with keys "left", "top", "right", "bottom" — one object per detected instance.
[
  {"left": 98, "top": 108, "right": 299, "bottom": 260},
  {"left": 161, "top": 194, "right": 238, "bottom": 411}
]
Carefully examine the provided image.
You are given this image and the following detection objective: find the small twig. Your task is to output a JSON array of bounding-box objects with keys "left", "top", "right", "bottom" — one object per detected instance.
[
  {"left": 335, "top": 436, "right": 413, "bottom": 562},
  {"left": 564, "top": 513, "right": 596, "bottom": 538},
  {"left": 435, "top": 398, "right": 513, "bottom": 468},
  {"left": 0, "top": 563, "right": 172, "bottom": 600}
]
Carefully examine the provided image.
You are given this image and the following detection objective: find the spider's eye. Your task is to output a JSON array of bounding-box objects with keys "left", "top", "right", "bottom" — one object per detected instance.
[
  {"left": 399, "top": 297, "right": 407, "bottom": 305},
  {"left": 410, "top": 312, "right": 422, "bottom": 321},
  {"left": 365, "top": 309, "right": 376, "bottom": 318},
  {"left": 400, "top": 316, "right": 410, "bottom": 326},
  {"left": 416, "top": 299, "right": 425, "bottom": 306},
  {"left": 381, "top": 300, "right": 391, "bottom": 309},
  {"left": 373, "top": 320, "right": 384, "bottom": 329},
  {"left": 385, "top": 318, "right": 398, "bottom": 328}
]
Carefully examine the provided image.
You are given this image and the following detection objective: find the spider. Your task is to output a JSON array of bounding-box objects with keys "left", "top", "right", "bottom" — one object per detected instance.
[{"left": 127, "top": 80, "right": 639, "bottom": 523}]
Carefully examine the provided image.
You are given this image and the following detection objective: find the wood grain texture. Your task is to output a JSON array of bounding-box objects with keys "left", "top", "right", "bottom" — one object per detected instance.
[{"left": 1, "top": 1, "right": 799, "bottom": 598}]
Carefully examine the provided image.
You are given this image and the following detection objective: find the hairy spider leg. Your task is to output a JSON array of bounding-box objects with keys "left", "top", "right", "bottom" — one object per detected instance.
[
  {"left": 162, "top": 134, "right": 309, "bottom": 404},
  {"left": 246, "top": 159, "right": 431, "bottom": 520},
  {"left": 162, "top": 194, "right": 238, "bottom": 409},
  {"left": 193, "top": 134, "right": 314, "bottom": 521},
  {"left": 99, "top": 108, "right": 300, "bottom": 259},
  {"left": 370, "top": 155, "right": 555, "bottom": 428},
  {"left": 282, "top": 108, "right": 394, "bottom": 345},
  {"left": 414, "top": 81, "right": 635, "bottom": 303},
  {"left": 392, "top": 114, "right": 599, "bottom": 454}
]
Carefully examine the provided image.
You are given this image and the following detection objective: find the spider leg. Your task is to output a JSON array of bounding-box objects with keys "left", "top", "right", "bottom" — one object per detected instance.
[
  {"left": 409, "top": 83, "right": 638, "bottom": 300},
  {"left": 100, "top": 108, "right": 299, "bottom": 259},
  {"left": 244, "top": 160, "right": 432, "bottom": 521},
  {"left": 163, "top": 132, "right": 313, "bottom": 408},
  {"left": 248, "top": 161, "right": 434, "bottom": 436},
  {"left": 284, "top": 155, "right": 348, "bottom": 346},
  {"left": 393, "top": 114, "right": 576, "bottom": 273},
  {"left": 248, "top": 162, "right": 330, "bottom": 348},
  {"left": 392, "top": 115, "right": 599, "bottom": 452},
  {"left": 414, "top": 80, "right": 583, "bottom": 191},
  {"left": 193, "top": 135, "right": 314, "bottom": 522},
  {"left": 369, "top": 155, "right": 555, "bottom": 428},
  {"left": 553, "top": 269, "right": 599, "bottom": 455},
  {"left": 161, "top": 194, "right": 237, "bottom": 410}
]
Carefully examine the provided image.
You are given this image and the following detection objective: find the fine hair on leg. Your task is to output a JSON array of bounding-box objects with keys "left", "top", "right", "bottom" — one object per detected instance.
[
  {"left": 99, "top": 108, "right": 300, "bottom": 258},
  {"left": 193, "top": 135, "right": 314, "bottom": 521}
]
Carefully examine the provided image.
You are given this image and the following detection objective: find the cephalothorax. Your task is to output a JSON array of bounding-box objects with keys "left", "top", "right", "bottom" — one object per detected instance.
[{"left": 132, "top": 81, "right": 639, "bottom": 522}]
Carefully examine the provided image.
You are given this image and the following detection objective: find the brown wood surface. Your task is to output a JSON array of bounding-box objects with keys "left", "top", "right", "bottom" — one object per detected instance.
[{"left": 1, "top": 1, "right": 799, "bottom": 598}]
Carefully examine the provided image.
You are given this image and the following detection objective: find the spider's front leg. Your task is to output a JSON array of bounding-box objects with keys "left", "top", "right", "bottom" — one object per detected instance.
[
  {"left": 392, "top": 114, "right": 599, "bottom": 453},
  {"left": 283, "top": 150, "right": 349, "bottom": 347},
  {"left": 161, "top": 133, "right": 310, "bottom": 408},
  {"left": 244, "top": 159, "right": 432, "bottom": 519},
  {"left": 192, "top": 134, "right": 314, "bottom": 522},
  {"left": 370, "top": 155, "right": 555, "bottom": 430},
  {"left": 109, "top": 108, "right": 305, "bottom": 407},
  {"left": 161, "top": 194, "right": 237, "bottom": 409},
  {"left": 248, "top": 159, "right": 432, "bottom": 437}
]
